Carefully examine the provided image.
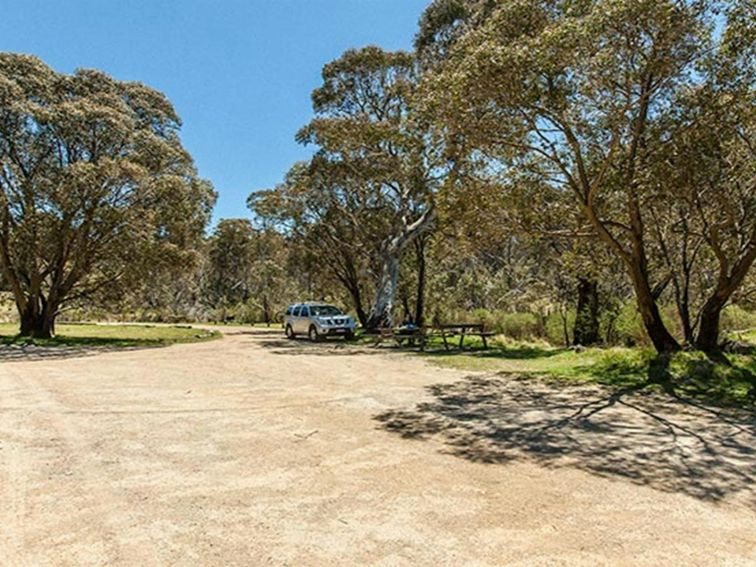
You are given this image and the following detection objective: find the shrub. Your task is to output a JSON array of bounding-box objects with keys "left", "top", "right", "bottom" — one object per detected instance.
[
  {"left": 545, "top": 309, "right": 574, "bottom": 346},
  {"left": 496, "top": 312, "right": 541, "bottom": 340},
  {"left": 721, "top": 305, "right": 756, "bottom": 334},
  {"left": 469, "top": 308, "right": 497, "bottom": 332},
  {"left": 610, "top": 301, "right": 648, "bottom": 346}
]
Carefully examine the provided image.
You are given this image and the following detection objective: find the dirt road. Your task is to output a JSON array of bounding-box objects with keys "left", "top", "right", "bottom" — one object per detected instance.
[{"left": 0, "top": 327, "right": 754, "bottom": 566}]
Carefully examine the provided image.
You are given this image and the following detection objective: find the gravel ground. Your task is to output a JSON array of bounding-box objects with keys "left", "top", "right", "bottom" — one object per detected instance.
[{"left": 0, "top": 326, "right": 754, "bottom": 566}]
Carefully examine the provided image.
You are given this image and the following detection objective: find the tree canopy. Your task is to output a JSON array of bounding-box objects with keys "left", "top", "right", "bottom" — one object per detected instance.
[
  {"left": 0, "top": 53, "right": 215, "bottom": 337},
  {"left": 416, "top": 0, "right": 754, "bottom": 352},
  {"left": 3, "top": 1, "right": 753, "bottom": 356}
]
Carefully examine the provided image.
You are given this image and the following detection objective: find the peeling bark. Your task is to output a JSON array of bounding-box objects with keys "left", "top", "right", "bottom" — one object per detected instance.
[{"left": 365, "top": 206, "right": 435, "bottom": 330}]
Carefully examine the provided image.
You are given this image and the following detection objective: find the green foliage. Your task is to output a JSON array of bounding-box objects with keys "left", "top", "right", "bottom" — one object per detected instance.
[
  {"left": 467, "top": 308, "right": 497, "bottom": 333},
  {"left": 416, "top": 0, "right": 755, "bottom": 353},
  {"left": 545, "top": 310, "right": 575, "bottom": 347},
  {"left": 721, "top": 305, "right": 756, "bottom": 333},
  {"left": 667, "top": 352, "right": 756, "bottom": 406},
  {"left": 738, "top": 329, "right": 756, "bottom": 344},
  {"left": 611, "top": 302, "right": 649, "bottom": 346},
  {"left": 496, "top": 312, "right": 541, "bottom": 341},
  {"left": 443, "top": 308, "right": 542, "bottom": 340},
  {"left": 0, "top": 53, "right": 215, "bottom": 337},
  {"left": 203, "top": 220, "right": 298, "bottom": 324},
  {"left": 0, "top": 291, "right": 14, "bottom": 322},
  {"left": 5, "top": 2, "right": 752, "bottom": 355},
  {"left": 206, "top": 219, "right": 258, "bottom": 307},
  {"left": 436, "top": 307, "right": 594, "bottom": 347},
  {"left": 208, "top": 300, "right": 277, "bottom": 326}
]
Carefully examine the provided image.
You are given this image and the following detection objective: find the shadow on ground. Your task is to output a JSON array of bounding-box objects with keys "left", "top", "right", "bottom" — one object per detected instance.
[
  {"left": 375, "top": 373, "right": 756, "bottom": 503},
  {"left": 213, "top": 328, "right": 282, "bottom": 337},
  {"left": 422, "top": 344, "right": 565, "bottom": 359},
  {"left": 257, "top": 336, "right": 390, "bottom": 356},
  {"left": 0, "top": 343, "right": 151, "bottom": 362}
]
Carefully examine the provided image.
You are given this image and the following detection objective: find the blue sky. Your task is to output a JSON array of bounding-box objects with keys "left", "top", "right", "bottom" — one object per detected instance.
[{"left": 0, "top": 0, "right": 429, "bottom": 222}]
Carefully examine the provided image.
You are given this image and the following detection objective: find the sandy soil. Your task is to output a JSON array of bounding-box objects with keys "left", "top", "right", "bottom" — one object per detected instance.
[{"left": 0, "top": 327, "right": 754, "bottom": 566}]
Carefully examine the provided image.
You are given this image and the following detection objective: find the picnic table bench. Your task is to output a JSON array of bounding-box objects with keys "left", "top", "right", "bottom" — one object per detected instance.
[
  {"left": 370, "top": 323, "right": 494, "bottom": 351},
  {"left": 429, "top": 323, "right": 495, "bottom": 351},
  {"left": 371, "top": 327, "right": 426, "bottom": 349}
]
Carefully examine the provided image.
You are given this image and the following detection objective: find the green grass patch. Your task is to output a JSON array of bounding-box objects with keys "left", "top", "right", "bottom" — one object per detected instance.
[
  {"left": 424, "top": 344, "right": 613, "bottom": 375},
  {"left": 0, "top": 322, "right": 220, "bottom": 348},
  {"left": 729, "top": 328, "right": 756, "bottom": 344}
]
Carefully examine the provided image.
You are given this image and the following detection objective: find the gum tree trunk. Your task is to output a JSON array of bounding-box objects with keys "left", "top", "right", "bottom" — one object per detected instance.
[
  {"left": 365, "top": 253, "right": 400, "bottom": 330},
  {"left": 695, "top": 295, "right": 725, "bottom": 353},
  {"left": 414, "top": 236, "right": 426, "bottom": 327},
  {"left": 336, "top": 271, "right": 368, "bottom": 327},
  {"left": 18, "top": 297, "right": 57, "bottom": 339},
  {"left": 345, "top": 281, "right": 368, "bottom": 328},
  {"left": 365, "top": 206, "right": 435, "bottom": 331},
  {"left": 693, "top": 241, "right": 756, "bottom": 353},
  {"left": 630, "top": 268, "right": 680, "bottom": 353}
]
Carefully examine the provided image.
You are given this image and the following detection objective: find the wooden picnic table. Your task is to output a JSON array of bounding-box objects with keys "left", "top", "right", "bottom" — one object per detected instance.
[
  {"left": 432, "top": 323, "right": 494, "bottom": 351},
  {"left": 371, "top": 326, "right": 426, "bottom": 349},
  {"left": 370, "top": 323, "right": 494, "bottom": 351}
]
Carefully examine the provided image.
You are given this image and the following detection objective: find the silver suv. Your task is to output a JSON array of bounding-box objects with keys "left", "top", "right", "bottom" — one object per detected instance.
[{"left": 284, "top": 303, "right": 357, "bottom": 341}]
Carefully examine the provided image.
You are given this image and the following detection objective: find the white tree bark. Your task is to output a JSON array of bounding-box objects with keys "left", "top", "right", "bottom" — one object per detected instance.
[{"left": 365, "top": 205, "right": 435, "bottom": 329}]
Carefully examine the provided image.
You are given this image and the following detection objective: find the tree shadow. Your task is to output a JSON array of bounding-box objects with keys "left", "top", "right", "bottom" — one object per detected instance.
[
  {"left": 0, "top": 325, "right": 219, "bottom": 362},
  {"left": 256, "top": 337, "right": 388, "bottom": 357},
  {"left": 0, "top": 343, "right": 153, "bottom": 362},
  {"left": 375, "top": 372, "right": 755, "bottom": 503},
  {"left": 650, "top": 353, "right": 756, "bottom": 408},
  {"left": 219, "top": 328, "right": 284, "bottom": 337},
  {"left": 421, "top": 344, "right": 566, "bottom": 359}
]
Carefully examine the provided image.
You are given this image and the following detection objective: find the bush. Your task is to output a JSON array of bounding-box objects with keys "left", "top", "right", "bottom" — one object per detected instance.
[
  {"left": 581, "top": 348, "right": 655, "bottom": 385},
  {"left": 721, "top": 305, "right": 756, "bottom": 334},
  {"left": 667, "top": 351, "right": 756, "bottom": 406},
  {"left": 495, "top": 312, "right": 541, "bottom": 340},
  {"left": 545, "top": 309, "right": 574, "bottom": 346},
  {"left": 611, "top": 301, "right": 648, "bottom": 347},
  {"left": 469, "top": 308, "right": 497, "bottom": 332},
  {"left": 450, "top": 308, "right": 570, "bottom": 344}
]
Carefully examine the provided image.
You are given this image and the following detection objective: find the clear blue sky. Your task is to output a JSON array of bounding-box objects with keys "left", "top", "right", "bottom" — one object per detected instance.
[{"left": 0, "top": 0, "right": 429, "bottom": 223}]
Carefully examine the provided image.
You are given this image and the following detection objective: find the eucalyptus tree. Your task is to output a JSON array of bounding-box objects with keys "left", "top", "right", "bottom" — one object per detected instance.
[
  {"left": 252, "top": 48, "right": 444, "bottom": 329},
  {"left": 647, "top": 3, "right": 755, "bottom": 351},
  {"left": 0, "top": 54, "right": 215, "bottom": 337},
  {"left": 205, "top": 219, "right": 257, "bottom": 310},
  {"left": 249, "top": 162, "right": 376, "bottom": 326},
  {"left": 420, "top": 0, "right": 742, "bottom": 353},
  {"left": 296, "top": 46, "right": 444, "bottom": 330},
  {"left": 415, "top": 0, "right": 472, "bottom": 68},
  {"left": 246, "top": 227, "right": 295, "bottom": 326}
]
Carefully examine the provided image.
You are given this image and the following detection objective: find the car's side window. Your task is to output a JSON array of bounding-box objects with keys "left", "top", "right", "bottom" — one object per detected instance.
[
  {"left": 301, "top": 306, "right": 310, "bottom": 317},
  {"left": 285, "top": 306, "right": 292, "bottom": 316},
  {"left": 293, "top": 305, "right": 301, "bottom": 317}
]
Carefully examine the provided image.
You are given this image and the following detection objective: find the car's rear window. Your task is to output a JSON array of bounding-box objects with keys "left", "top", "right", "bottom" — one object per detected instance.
[{"left": 310, "top": 305, "right": 342, "bottom": 316}]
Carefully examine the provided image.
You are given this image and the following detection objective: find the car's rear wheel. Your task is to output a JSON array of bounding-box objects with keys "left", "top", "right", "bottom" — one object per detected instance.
[
  {"left": 285, "top": 324, "right": 295, "bottom": 340},
  {"left": 308, "top": 325, "right": 322, "bottom": 342}
]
